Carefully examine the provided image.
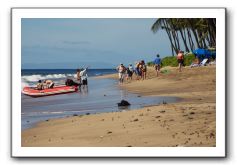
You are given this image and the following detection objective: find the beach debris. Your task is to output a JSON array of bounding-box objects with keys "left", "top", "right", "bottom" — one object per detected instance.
[
  {"left": 159, "top": 110, "right": 166, "bottom": 113},
  {"left": 139, "top": 113, "right": 144, "bottom": 116},
  {"left": 137, "top": 95, "right": 141, "bottom": 97},
  {"left": 104, "top": 94, "right": 106, "bottom": 96},
  {"left": 45, "top": 119, "right": 49, "bottom": 122},
  {"left": 189, "top": 112, "right": 195, "bottom": 115},
  {"left": 73, "top": 114, "right": 78, "bottom": 116},
  {"left": 123, "top": 124, "right": 126, "bottom": 128},
  {"left": 162, "top": 100, "right": 167, "bottom": 104},
  {"left": 107, "top": 131, "right": 112, "bottom": 134},
  {"left": 126, "top": 145, "right": 132, "bottom": 147},
  {"left": 209, "top": 133, "right": 215, "bottom": 138},
  {"left": 133, "top": 118, "right": 139, "bottom": 122},
  {"left": 155, "top": 116, "right": 161, "bottom": 118},
  {"left": 147, "top": 109, "right": 151, "bottom": 111},
  {"left": 169, "top": 119, "right": 174, "bottom": 121},
  {"left": 101, "top": 119, "right": 105, "bottom": 121},
  {"left": 26, "top": 121, "right": 30, "bottom": 123},
  {"left": 117, "top": 100, "right": 131, "bottom": 107},
  {"left": 86, "top": 113, "right": 90, "bottom": 115}
]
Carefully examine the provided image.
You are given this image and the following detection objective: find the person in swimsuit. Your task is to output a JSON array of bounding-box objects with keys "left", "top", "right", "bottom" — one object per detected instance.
[
  {"left": 36, "top": 80, "right": 44, "bottom": 90},
  {"left": 177, "top": 50, "right": 184, "bottom": 72},
  {"left": 43, "top": 80, "right": 54, "bottom": 88},
  {"left": 140, "top": 60, "right": 147, "bottom": 80},
  {"left": 116, "top": 63, "right": 126, "bottom": 84}
]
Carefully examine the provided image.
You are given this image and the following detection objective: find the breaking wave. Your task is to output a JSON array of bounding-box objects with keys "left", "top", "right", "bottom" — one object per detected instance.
[
  {"left": 22, "top": 74, "right": 76, "bottom": 82},
  {"left": 21, "top": 73, "right": 76, "bottom": 89}
]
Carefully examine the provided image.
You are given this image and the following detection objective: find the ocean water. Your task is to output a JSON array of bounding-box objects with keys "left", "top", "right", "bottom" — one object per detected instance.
[{"left": 21, "top": 69, "right": 179, "bottom": 130}]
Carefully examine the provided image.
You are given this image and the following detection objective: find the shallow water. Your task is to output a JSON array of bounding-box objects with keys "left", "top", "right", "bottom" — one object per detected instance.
[{"left": 22, "top": 78, "right": 179, "bottom": 130}]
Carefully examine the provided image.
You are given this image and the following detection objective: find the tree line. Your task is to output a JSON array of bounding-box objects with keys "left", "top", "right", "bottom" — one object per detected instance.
[{"left": 151, "top": 18, "right": 216, "bottom": 56}]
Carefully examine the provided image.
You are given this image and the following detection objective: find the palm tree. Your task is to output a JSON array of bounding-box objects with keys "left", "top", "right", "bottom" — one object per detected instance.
[{"left": 151, "top": 18, "right": 216, "bottom": 55}]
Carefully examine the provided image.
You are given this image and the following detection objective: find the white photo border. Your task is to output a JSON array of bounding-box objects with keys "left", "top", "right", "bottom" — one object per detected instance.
[{"left": 11, "top": 8, "right": 226, "bottom": 157}]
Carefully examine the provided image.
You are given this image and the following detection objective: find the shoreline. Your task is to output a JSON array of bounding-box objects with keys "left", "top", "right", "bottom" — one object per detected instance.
[{"left": 22, "top": 65, "right": 216, "bottom": 147}]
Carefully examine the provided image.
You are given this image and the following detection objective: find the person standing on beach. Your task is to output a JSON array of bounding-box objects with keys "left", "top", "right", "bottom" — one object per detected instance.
[
  {"left": 116, "top": 63, "right": 126, "bottom": 84},
  {"left": 153, "top": 54, "right": 161, "bottom": 77},
  {"left": 134, "top": 61, "right": 141, "bottom": 80},
  {"left": 140, "top": 60, "right": 147, "bottom": 80},
  {"left": 177, "top": 50, "right": 184, "bottom": 72},
  {"left": 126, "top": 63, "right": 134, "bottom": 81}
]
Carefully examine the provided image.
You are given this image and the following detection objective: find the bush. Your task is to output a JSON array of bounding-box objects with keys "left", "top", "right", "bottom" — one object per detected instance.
[
  {"left": 160, "top": 54, "right": 195, "bottom": 67},
  {"left": 146, "top": 53, "right": 195, "bottom": 67},
  {"left": 183, "top": 53, "right": 196, "bottom": 66},
  {"left": 161, "top": 56, "right": 178, "bottom": 67},
  {"left": 147, "top": 61, "right": 154, "bottom": 67}
]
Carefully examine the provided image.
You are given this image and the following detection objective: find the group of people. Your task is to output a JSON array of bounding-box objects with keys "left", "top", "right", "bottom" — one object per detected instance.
[
  {"left": 36, "top": 67, "right": 89, "bottom": 90},
  {"left": 116, "top": 60, "right": 148, "bottom": 84},
  {"left": 116, "top": 50, "right": 185, "bottom": 84},
  {"left": 76, "top": 67, "right": 89, "bottom": 88},
  {"left": 36, "top": 79, "right": 54, "bottom": 90}
]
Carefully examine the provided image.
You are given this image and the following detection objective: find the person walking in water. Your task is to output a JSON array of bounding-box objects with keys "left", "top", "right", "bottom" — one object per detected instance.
[
  {"left": 76, "top": 68, "right": 81, "bottom": 83},
  {"left": 177, "top": 50, "right": 184, "bottom": 72},
  {"left": 80, "top": 67, "right": 89, "bottom": 89},
  {"left": 116, "top": 63, "right": 126, "bottom": 84},
  {"left": 153, "top": 54, "right": 161, "bottom": 77}
]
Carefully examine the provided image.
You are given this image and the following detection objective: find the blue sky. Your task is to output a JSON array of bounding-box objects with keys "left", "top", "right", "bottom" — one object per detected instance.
[{"left": 22, "top": 18, "right": 171, "bottom": 69}]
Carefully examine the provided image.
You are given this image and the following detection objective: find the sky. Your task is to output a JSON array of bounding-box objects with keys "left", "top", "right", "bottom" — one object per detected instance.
[{"left": 21, "top": 18, "right": 171, "bottom": 69}]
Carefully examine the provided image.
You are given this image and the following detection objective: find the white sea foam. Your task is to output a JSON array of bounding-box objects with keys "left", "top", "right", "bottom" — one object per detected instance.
[{"left": 21, "top": 74, "right": 76, "bottom": 82}]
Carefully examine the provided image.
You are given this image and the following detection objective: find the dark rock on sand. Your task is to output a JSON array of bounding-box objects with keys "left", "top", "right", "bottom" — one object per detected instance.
[{"left": 117, "top": 100, "right": 130, "bottom": 106}]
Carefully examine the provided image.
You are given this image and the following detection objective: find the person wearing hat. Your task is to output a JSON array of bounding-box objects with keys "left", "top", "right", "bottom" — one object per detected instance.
[
  {"left": 177, "top": 50, "right": 184, "bottom": 72},
  {"left": 116, "top": 63, "right": 126, "bottom": 84},
  {"left": 153, "top": 54, "right": 162, "bottom": 77}
]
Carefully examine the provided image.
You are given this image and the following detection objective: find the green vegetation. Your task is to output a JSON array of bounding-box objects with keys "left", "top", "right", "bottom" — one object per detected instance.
[
  {"left": 161, "top": 56, "right": 178, "bottom": 67},
  {"left": 147, "top": 53, "right": 196, "bottom": 67}
]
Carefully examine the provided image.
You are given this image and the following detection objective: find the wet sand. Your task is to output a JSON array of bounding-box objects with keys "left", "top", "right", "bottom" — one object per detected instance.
[{"left": 22, "top": 66, "right": 216, "bottom": 147}]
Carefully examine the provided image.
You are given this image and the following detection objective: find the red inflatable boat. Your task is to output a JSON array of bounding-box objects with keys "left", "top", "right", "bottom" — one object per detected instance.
[{"left": 22, "top": 85, "right": 78, "bottom": 97}]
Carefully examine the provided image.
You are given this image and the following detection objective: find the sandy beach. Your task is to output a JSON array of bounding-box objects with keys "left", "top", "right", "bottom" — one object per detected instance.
[{"left": 22, "top": 65, "right": 216, "bottom": 147}]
